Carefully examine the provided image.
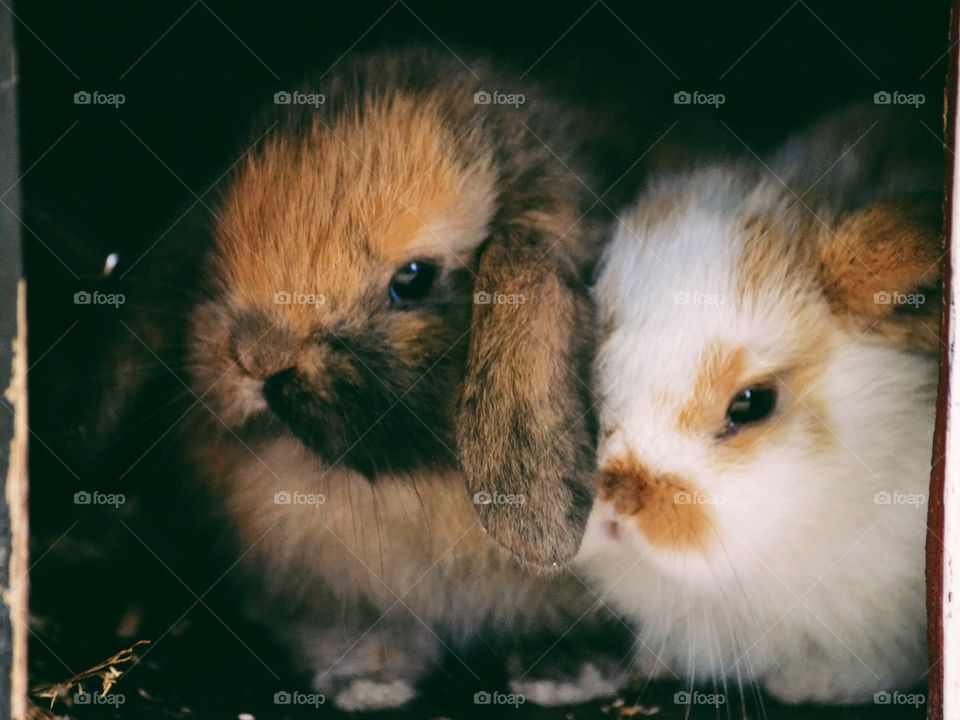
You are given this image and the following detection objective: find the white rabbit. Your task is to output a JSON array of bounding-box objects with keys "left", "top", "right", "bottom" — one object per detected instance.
[{"left": 578, "top": 106, "right": 943, "bottom": 705}]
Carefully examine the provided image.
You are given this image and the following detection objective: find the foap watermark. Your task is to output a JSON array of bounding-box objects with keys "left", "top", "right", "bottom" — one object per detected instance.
[
  {"left": 473, "top": 490, "right": 526, "bottom": 506},
  {"left": 274, "top": 291, "right": 325, "bottom": 307},
  {"left": 874, "top": 690, "right": 925, "bottom": 707},
  {"left": 674, "top": 490, "right": 724, "bottom": 506},
  {"left": 474, "top": 690, "right": 526, "bottom": 707},
  {"left": 674, "top": 90, "right": 725, "bottom": 108},
  {"left": 74, "top": 490, "right": 126, "bottom": 508},
  {"left": 274, "top": 491, "right": 326, "bottom": 508},
  {"left": 273, "top": 90, "right": 326, "bottom": 108},
  {"left": 874, "top": 491, "right": 926, "bottom": 508},
  {"left": 74, "top": 290, "right": 125, "bottom": 308},
  {"left": 273, "top": 690, "right": 326, "bottom": 707},
  {"left": 874, "top": 90, "right": 925, "bottom": 108},
  {"left": 874, "top": 290, "right": 925, "bottom": 308},
  {"left": 473, "top": 90, "right": 526, "bottom": 108},
  {"left": 74, "top": 90, "right": 125, "bottom": 108},
  {"left": 674, "top": 690, "right": 726, "bottom": 707},
  {"left": 474, "top": 291, "right": 525, "bottom": 306},
  {"left": 74, "top": 691, "right": 125, "bottom": 707},
  {"left": 674, "top": 290, "right": 725, "bottom": 306}
]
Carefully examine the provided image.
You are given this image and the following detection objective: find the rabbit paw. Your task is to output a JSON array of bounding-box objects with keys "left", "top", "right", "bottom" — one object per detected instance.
[
  {"left": 329, "top": 678, "right": 417, "bottom": 712},
  {"left": 299, "top": 624, "right": 438, "bottom": 711},
  {"left": 762, "top": 657, "right": 878, "bottom": 706},
  {"left": 509, "top": 660, "right": 624, "bottom": 706}
]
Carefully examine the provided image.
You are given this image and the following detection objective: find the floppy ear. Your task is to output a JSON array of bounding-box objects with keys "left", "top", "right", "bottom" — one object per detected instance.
[
  {"left": 819, "top": 195, "right": 943, "bottom": 352},
  {"left": 457, "top": 220, "right": 598, "bottom": 567}
]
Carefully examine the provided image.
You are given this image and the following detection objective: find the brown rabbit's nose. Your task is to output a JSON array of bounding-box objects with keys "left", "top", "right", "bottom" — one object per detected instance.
[{"left": 232, "top": 312, "right": 299, "bottom": 380}]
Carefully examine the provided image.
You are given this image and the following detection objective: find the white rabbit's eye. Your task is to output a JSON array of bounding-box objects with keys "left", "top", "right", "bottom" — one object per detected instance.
[
  {"left": 724, "top": 386, "right": 777, "bottom": 434},
  {"left": 389, "top": 260, "right": 437, "bottom": 305}
]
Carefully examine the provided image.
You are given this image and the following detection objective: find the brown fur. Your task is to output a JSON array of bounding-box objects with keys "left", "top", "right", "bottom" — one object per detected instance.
[
  {"left": 175, "top": 47, "right": 617, "bottom": 706},
  {"left": 737, "top": 206, "right": 818, "bottom": 308},
  {"left": 820, "top": 197, "right": 944, "bottom": 351},
  {"left": 186, "top": 49, "right": 604, "bottom": 569}
]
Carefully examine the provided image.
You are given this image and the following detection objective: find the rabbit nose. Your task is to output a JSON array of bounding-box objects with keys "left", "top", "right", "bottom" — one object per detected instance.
[
  {"left": 262, "top": 366, "right": 296, "bottom": 397},
  {"left": 232, "top": 311, "right": 299, "bottom": 380}
]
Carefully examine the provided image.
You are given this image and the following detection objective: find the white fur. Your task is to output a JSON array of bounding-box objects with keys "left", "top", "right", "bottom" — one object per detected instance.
[
  {"left": 579, "top": 144, "right": 936, "bottom": 705},
  {"left": 509, "top": 662, "right": 625, "bottom": 706}
]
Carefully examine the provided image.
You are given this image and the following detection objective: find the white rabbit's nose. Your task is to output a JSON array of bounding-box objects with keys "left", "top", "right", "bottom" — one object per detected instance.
[{"left": 577, "top": 499, "right": 622, "bottom": 558}]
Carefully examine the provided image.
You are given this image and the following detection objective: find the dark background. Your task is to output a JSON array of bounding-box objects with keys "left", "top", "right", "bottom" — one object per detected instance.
[{"left": 12, "top": 1, "right": 951, "bottom": 718}]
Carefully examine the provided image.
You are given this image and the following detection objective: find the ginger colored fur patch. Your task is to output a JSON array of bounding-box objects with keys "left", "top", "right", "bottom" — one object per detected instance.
[
  {"left": 215, "top": 93, "right": 496, "bottom": 336},
  {"left": 599, "top": 453, "right": 712, "bottom": 554},
  {"left": 822, "top": 202, "right": 937, "bottom": 318},
  {"left": 820, "top": 200, "right": 942, "bottom": 351},
  {"left": 676, "top": 343, "right": 748, "bottom": 435}
]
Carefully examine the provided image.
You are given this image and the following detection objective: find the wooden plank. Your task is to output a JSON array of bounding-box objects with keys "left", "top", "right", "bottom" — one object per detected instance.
[
  {"left": 931, "top": 5, "right": 960, "bottom": 720},
  {"left": 0, "top": 3, "right": 27, "bottom": 719}
]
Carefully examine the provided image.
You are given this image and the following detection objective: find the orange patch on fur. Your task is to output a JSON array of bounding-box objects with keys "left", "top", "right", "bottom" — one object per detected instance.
[
  {"left": 823, "top": 202, "right": 938, "bottom": 316},
  {"left": 214, "top": 93, "right": 496, "bottom": 339},
  {"left": 676, "top": 343, "right": 748, "bottom": 435},
  {"left": 821, "top": 199, "right": 942, "bottom": 352},
  {"left": 599, "top": 453, "right": 712, "bottom": 553}
]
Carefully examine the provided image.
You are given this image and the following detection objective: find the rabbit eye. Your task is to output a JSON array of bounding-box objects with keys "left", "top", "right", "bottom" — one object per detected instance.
[
  {"left": 724, "top": 386, "right": 777, "bottom": 434},
  {"left": 389, "top": 260, "right": 437, "bottom": 305}
]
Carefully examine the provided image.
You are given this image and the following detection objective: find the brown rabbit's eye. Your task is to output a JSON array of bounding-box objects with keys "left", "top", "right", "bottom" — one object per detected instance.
[
  {"left": 389, "top": 261, "right": 437, "bottom": 305},
  {"left": 724, "top": 386, "right": 777, "bottom": 433}
]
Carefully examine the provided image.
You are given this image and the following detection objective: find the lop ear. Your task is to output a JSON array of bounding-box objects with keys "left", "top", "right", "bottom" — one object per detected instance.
[
  {"left": 457, "top": 220, "right": 598, "bottom": 567},
  {"left": 819, "top": 195, "right": 944, "bottom": 352}
]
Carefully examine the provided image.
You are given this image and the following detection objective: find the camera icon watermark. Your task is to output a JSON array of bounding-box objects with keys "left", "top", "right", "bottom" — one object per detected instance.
[
  {"left": 674, "top": 490, "right": 724, "bottom": 506},
  {"left": 673, "top": 90, "right": 725, "bottom": 108},
  {"left": 74, "top": 290, "right": 125, "bottom": 308},
  {"left": 274, "top": 291, "right": 325, "bottom": 307},
  {"left": 273, "top": 90, "right": 326, "bottom": 108},
  {"left": 273, "top": 690, "right": 325, "bottom": 707},
  {"left": 74, "top": 691, "right": 125, "bottom": 707},
  {"left": 473, "top": 690, "right": 526, "bottom": 707},
  {"left": 73, "top": 90, "right": 125, "bottom": 108},
  {"left": 873, "top": 290, "right": 925, "bottom": 308},
  {"left": 273, "top": 490, "right": 326, "bottom": 507},
  {"left": 473, "top": 490, "right": 526, "bottom": 506},
  {"left": 873, "top": 490, "right": 926, "bottom": 508},
  {"left": 74, "top": 490, "right": 126, "bottom": 508},
  {"left": 674, "top": 690, "right": 726, "bottom": 707},
  {"left": 473, "top": 291, "right": 525, "bottom": 305},
  {"left": 873, "top": 90, "right": 925, "bottom": 108},
  {"left": 473, "top": 90, "right": 526, "bottom": 108},
  {"left": 874, "top": 690, "right": 925, "bottom": 707},
  {"left": 673, "top": 290, "right": 725, "bottom": 306}
]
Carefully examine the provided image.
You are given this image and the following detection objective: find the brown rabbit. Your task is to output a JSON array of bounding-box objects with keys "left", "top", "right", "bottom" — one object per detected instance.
[{"left": 97, "top": 48, "right": 621, "bottom": 710}]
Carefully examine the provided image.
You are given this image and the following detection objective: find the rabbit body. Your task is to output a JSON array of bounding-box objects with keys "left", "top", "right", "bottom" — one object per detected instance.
[
  {"left": 183, "top": 48, "right": 613, "bottom": 710},
  {"left": 580, "top": 107, "right": 942, "bottom": 705}
]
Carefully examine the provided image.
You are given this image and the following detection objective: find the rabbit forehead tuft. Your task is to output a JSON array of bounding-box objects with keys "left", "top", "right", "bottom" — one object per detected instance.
[
  {"left": 213, "top": 94, "right": 497, "bottom": 310},
  {"left": 595, "top": 172, "right": 832, "bottom": 462}
]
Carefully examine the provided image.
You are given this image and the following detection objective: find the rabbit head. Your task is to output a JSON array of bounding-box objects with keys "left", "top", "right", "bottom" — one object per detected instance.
[
  {"left": 189, "top": 97, "right": 496, "bottom": 476},
  {"left": 183, "top": 49, "right": 599, "bottom": 565},
  {"left": 583, "top": 165, "right": 941, "bottom": 584}
]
